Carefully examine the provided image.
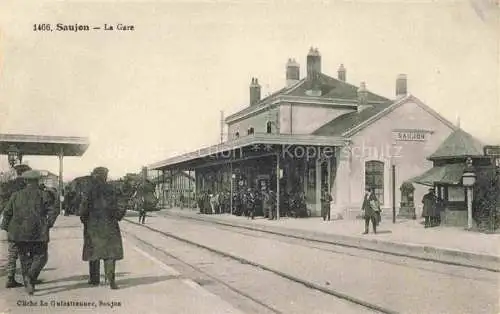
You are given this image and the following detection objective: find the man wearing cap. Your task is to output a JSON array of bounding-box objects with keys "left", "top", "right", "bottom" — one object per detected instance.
[
  {"left": 0, "top": 164, "right": 31, "bottom": 288},
  {"left": 1, "top": 170, "right": 59, "bottom": 294},
  {"left": 79, "top": 167, "right": 126, "bottom": 289}
]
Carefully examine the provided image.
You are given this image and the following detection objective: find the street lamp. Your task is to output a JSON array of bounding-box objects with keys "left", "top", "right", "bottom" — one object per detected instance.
[
  {"left": 462, "top": 157, "right": 476, "bottom": 230},
  {"left": 7, "top": 145, "right": 19, "bottom": 168}
]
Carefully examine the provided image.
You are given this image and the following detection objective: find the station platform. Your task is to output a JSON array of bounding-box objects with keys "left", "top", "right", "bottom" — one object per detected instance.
[
  {"left": 164, "top": 207, "right": 500, "bottom": 271},
  {"left": 0, "top": 216, "right": 244, "bottom": 314}
]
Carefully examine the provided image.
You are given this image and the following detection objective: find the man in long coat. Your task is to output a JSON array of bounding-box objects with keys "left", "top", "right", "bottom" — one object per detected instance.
[
  {"left": 361, "top": 187, "right": 378, "bottom": 234},
  {"left": 422, "top": 188, "right": 437, "bottom": 228},
  {"left": 1, "top": 170, "right": 59, "bottom": 295},
  {"left": 79, "top": 167, "right": 126, "bottom": 289}
]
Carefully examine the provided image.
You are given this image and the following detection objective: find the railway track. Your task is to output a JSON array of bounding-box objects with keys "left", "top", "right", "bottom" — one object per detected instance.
[
  {"left": 122, "top": 218, "right": 398, "bottom": 314},
  {"left": 161, "top": 211, "right": 500, "bottom": 273},
  {"left": 161, "top": 214, "right": 498, "bottom": 283}
]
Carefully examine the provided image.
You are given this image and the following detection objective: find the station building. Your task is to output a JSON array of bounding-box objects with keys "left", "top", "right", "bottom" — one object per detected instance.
[{"left": 149, "top": 47, "right": 460, "bottom": 219}]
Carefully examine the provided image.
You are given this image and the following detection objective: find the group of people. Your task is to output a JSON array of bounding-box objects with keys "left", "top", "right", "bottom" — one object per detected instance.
[
  {"left": 196, "top": 185, "right": 335, "bottom": 221},
  {"left": 0, "top": 165, "right": 126, "bottom": 295}
]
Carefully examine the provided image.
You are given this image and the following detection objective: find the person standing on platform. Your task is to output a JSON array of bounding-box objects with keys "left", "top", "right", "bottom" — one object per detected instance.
[
  {"left": 137, "top": 196, "right": 147, "bottom": 225},
  {"left": 244, "top": 188, "right": 255, "bottom": 219},
  {"left": 361, "top": 187, "right": 377, "bottom": 234},
  {"left": 422, "top": 188, "right": 436, "bottom": 228},
  {"left": 321, "top": 187, "right": 333, "bottom": 221},
  {"left": 79, "top": 167, "right": 126, "bottom": 290},
  {"left": 1, "top": 170, "right": 59, "bottom": 295},
  {"left": 32, "top": 183, "right": 59, "bottom": 284},
  {"left": 0, "top": 164, "right": 32, "bottom": 288}
]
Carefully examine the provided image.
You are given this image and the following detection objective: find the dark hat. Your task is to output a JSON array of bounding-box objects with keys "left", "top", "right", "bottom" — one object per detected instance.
[
  {"left": 91, "top": 167, "right": 109, "bottom": 176},
  {"left": 21, "top": 170, "right": 41, "bottom": 180}
]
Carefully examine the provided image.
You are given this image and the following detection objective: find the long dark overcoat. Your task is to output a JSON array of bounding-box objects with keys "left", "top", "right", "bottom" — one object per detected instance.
[
  {"left": 422, "top": 193, "right": 437, "bottom": 217},
  {"left": 79, "top": 181, "right": 126, "bottom": 261},
  {"left": 0, "top": 187, "right": 59, "bottom": 242},
  {"left": 361, "top": 193, "right": 377, "bottom": 219}
]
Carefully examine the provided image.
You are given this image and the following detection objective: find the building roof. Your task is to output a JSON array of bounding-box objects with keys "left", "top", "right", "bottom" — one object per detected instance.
[
  {"left": 428, "top": 128, "right": 485, "bottom": 160},
  {"left": 312, "top": 102, "right": 392, "bottom": 136},
  {"left": 313, "top": 94, "right": 457, "bottom": 137},
  {"left": 0, "top": 134, "right": 89, "bottom": 156},
  {"left": 287, "top": 73, "right": 389, "bottom": 102},
  {"left": 409, "top": 162, "right": 465, "bottom": 186},
  {"left": 225, "top": 74, "right": 390, "bottom": 123}
]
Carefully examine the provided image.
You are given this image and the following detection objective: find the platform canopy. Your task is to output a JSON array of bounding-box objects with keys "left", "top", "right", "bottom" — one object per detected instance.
[
  {"left": 148, "top": 133, "right": 345, "bottom": 170},
  {"left": 0, "top": 133, "right": 89, "bottom": 156}
]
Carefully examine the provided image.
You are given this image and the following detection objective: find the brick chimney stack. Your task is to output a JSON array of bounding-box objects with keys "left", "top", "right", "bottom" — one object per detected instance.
[
  {"left": 306, "top": 47, "right": 321, "bottom": 81},
  {"left": 396, "top": 74, "right": 408, "bottom": 97},
  {"left": 306, "top": 47, "right": 322, "bottom": 96},
  {"left": 286, "top": 58, "right": 300, "bottom": 87},
  {"left": 357, "top": 81, "right": 369, "bottom": 112},
  {"left": 337, "top": 64, "right": 346, "bottom": 82},
  {"left": 249, "top": 77, "right": 261, "bottom": 106}
]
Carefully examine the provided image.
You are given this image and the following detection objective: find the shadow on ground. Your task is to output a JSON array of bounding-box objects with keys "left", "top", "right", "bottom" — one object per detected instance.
[
  {"left": 34, "top": 274, "right": 179, "bottom": 296},
  {"left": 39, "top": 272, "right": 130, "bottom": 285}
]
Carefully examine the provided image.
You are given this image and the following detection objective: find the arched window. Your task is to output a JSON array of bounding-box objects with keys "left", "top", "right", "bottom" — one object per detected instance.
[
  {"left": 365, "top": 160, "right": 384, "bottom": 204},
  {"left": 266, "top": 121, "right": 272, "bottom": 134},
  {"left": 248, "top": 127, "right": 254, "bottom": 135},
  {"left": 235, "top": 132, "right": 240, "bottom": 139}
]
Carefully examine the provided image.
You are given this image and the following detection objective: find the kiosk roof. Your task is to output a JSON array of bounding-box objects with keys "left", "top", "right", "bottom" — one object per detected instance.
[{"left": 0, "top": 134, "right": 89, "bottom": 156}]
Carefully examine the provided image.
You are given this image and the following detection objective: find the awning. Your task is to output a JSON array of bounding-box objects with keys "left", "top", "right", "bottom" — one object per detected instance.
[
  {"left": 0, "top": 134, "right": 89, "bottom": 156},
  {"left": 409, "top": 163, "right": 465, "bottom": 186},
  {"left": 148, "top": 133, "right": 345, "bottom": 170}
]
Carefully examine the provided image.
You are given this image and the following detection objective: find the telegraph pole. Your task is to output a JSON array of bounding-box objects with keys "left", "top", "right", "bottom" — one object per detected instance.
[{"left": 220, "top": 110, "right": 224, "bottom": 144}]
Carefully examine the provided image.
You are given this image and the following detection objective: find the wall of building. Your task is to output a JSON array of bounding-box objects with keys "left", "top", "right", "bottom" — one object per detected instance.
[
  {"left": 334, "top": 100, "right": 455, "bottom": 218},
  {"left": 227, "top": 107, "right": 279, "bottom": 139},
  {"left": 228, "top": 103, "right": 353, "bottom": 138},
  {"left": 289, "top": 105, "right": 353, "bottom": 135}
]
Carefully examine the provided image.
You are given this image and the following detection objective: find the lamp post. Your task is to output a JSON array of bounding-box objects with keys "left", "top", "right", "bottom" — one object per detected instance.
[{"left": 462, "top": 157, "right": 476, "bottom": 230}]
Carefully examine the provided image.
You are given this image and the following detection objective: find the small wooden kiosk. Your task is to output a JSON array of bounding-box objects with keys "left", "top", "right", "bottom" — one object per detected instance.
[{"left": 410, "top": 129, "right": 496, "bottom": 227}]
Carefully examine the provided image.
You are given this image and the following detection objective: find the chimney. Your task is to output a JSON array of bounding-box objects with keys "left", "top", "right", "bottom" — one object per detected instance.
[
  {"left": 141, "top": 166, "right": 148, "bottom": 181},
  {"left": 286, "top": 58, "right": 300, "bottom": 87},
  {"left": 396, "top": 74, "right": 408, "bottom": 97},
  {"left": 306, "top": 47, "right": 322, "bottom": 96},
  {"left": 249, "top": 77, "right": 261, "bottom": 106},
  {"left": 337, "top": 64, "right": 346, "bottom": 82},
  {"left": 306, "top": 47, "right": 321, "bottom": 81},
  {"left": 357, "top": 81, "right": 370, "bottom": 112}
]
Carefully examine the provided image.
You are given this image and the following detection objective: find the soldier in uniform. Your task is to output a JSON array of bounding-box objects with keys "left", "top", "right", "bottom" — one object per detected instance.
[
  {"left": 0, "top": 164, "right": 32, "bottom": 288},
  {"left": 79, "top": 167, "right": 126, "bottom": 289},
  {"left": 246, "top": 188, "right": 256, "bottom": 219},
  {"left": 321, "top": 187, "right": 333, "bottom": 221},
  {"left": 1, "top": 170, "right": 59, "bottom": 294}
]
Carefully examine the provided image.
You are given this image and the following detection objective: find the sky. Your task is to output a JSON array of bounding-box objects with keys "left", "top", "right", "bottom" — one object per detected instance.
[{"left": 0, "top": 0, "right": 498, "bottom": 181}]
